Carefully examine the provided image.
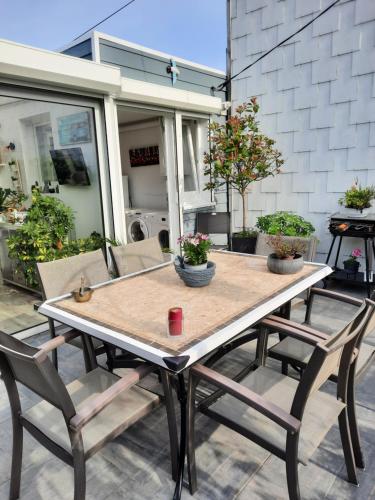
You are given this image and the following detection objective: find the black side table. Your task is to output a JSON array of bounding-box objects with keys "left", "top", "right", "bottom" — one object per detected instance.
[{"left": 325, "top": 213, "right": 375, "bottom": 298}]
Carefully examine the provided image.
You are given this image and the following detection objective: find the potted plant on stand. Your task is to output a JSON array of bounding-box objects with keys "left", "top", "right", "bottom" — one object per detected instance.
[
  {"left": 266, "top": 234, "right": 307, "bottom": 275},
  {"left": 204, "top": 98, "right": 284, "bottom": 253},
  {"left": 343, "top": 248, "right": 361, "bottom": 275},
  {"left": 339, "top": 179, "right": 375, "bottom": 218}
]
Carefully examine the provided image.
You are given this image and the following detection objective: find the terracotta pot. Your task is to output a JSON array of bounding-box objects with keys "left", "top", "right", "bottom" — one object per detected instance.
[{"left": 267, "top": 253, "right": 304, "bottom": 275}]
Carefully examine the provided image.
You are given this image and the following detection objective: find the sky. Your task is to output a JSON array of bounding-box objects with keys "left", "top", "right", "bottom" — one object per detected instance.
[{"left": 1, "top": 0, "right": 227, "bottom": 70}]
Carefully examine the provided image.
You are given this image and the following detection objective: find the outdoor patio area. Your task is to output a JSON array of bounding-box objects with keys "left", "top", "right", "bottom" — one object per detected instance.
[{"left": 1, "top": 287, "right": 374, "bottom": 500}]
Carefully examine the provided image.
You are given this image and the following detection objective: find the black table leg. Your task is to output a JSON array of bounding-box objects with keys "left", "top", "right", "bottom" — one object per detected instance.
[
  {"left": 173, "top": 373, "right": 187, "bottom": 500},
  {"left": 364, "top": 239, "right": 371, "bottom": 298},
  {"left": 325, "top": 235, "right": 337, "bottom": 265},
  {"left": 334, "top": 236, "right": 343, "bottom": 270}
]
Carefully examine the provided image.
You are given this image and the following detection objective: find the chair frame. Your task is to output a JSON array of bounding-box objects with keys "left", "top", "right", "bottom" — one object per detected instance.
[
  {"left": 267, "top": 289, "right": 375, "bottom": 468},
  {"left": 0, "top": 330, "right": 179, "bottom": 499},
  {"left": 187, "top": 301, "right": 374, "bottom": 499}
]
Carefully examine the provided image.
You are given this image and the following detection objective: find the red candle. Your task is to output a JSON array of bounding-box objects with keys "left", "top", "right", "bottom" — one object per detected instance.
[{"left": 168, "top": 307, "right": 183, "bottom": 336}]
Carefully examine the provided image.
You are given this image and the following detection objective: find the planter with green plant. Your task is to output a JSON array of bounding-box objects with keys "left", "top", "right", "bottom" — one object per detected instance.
[
  {"left": 6, "top": 191, "right": 108, "bottom": 289},
  {"left": 0, "top": 187, "right": 17, "bottom": 213},
  {"left": 256, "top": 211, "right": 315, "bottom": 237},
  {"left": 266, "top": 234, "right": 307, "bottom": 275},
  {"left": 204, "top": 98, "right": 283, "bottom": 253},
  {"left": 339, "top": 180, "right": 375, "bottom": 218}
]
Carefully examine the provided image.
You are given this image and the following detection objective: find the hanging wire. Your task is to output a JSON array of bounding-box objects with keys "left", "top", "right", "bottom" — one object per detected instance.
[
  {"left": 73, "top": 0, "right": 137, "bottom": 41},
  {"left": 215, "top": 0, "right": 341, "bottom": 92}
]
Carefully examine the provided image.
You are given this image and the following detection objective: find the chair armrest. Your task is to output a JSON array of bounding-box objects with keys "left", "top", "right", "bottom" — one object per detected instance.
[
  {"left": 191, "top": 364, "right": 300, "bottom": 434},
  {"left": 69, "top": 363, "right": 154, "bottom": 432},
  {"left": 38, "top": 330, "right": 81, "bottom": 354},
  {"left": 34, "top": 301, "right": 43, "bottom": 311},
  {"left": 260, "top": 317, "right": 327, "bottom": 346},
  {"left": 265, "top": 315, "right": 329, "bottom": 341},
  {"left": 309, "top": 287, "right": 362, "bottom": 307}
]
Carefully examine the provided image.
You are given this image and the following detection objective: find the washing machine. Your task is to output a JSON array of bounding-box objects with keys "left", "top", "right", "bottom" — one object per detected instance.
[
  {"left": 151, "top": 211, "right": 170, "bottom": 249},
  {"left": 126, "top": 209, "right": 153, "bottom": 242}
]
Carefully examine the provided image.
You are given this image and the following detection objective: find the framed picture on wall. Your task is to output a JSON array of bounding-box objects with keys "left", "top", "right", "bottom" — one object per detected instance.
[
  {"left": 129, "top": 145, "right": 159, "bottom": 167},
  {"left": 57, "top": 111, "right": 91, "bottom": 146}
]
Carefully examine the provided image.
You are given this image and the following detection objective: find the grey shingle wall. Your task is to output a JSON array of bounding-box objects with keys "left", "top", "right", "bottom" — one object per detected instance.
[{"left": 231, "top": 0, "right": 375, "bottom": 263}]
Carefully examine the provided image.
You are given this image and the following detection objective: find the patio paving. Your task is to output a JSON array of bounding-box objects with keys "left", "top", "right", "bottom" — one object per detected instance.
[{"left": 0, "top": 288, "right": 374, "bottom": 499}]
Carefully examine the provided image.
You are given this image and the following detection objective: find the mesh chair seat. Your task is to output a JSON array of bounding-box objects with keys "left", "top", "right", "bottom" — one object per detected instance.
[
  {"left": 208, "top": 365, "right": 345, "bottom": 465},
  {"left": 269, "top": 337, "right": 375, "bottom": 377},
  {"left": 110, "top": 237, "right": 164, "bottom": 277},
  {"left": 23, "top": 367, "right": 160, "bottom": 454}
]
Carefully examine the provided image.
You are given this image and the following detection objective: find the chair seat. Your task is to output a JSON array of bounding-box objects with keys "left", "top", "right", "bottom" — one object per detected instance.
[
  {"left": 23, "top": 367, "right": 160, "bottom": 455},
  {"left": 208, "top": 366, "right": 345, "bottom": 465},
  {"left": 269, "top": 337, "right": 375, "bottom": 376}
]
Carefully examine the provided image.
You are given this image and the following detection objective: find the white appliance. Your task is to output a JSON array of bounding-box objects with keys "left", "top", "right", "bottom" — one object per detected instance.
[
  {"left": 126, "top": 209, "right": 169, "bottom": 246},
  {"left": 151, "top": 211, "right": 170, "bottom": 249}
]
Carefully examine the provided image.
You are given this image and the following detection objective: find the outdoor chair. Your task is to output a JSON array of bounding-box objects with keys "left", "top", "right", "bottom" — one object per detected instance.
[
  {"left": 36, "top": 249, "right": 111, "bottom": 371},
  {"left": 0, "top": 329, "right": 178, "bottom": 500},
  {"left": 196, "top": 212, "right": 230, "bottom": 250},
  {"left": 109, "top": 236, "right": 165, "bottom": 278},
  {"left": 187, "top": 299, "right": 374, "bottom": 499},
  {"left": 266, "top": 288, "right": 375, "bottom": 469}
]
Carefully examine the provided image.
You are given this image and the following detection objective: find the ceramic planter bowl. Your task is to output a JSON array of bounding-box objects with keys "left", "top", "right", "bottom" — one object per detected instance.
[
  {"left": 341, "top": 207, "right": 370, "bottom": 218},
  {"left": 175, "top": 259, "right": 216, "bottom": 287},
  {"left": 267, "top": 253, "right": 304, "bottom": 275}
]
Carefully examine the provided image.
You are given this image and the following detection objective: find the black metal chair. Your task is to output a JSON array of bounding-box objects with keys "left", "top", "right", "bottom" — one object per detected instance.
[
  {"left": 196, "top": 212, "right": 231, "bottom": 250},
  {"left": 267, "top": 288, "right": 375, "bottom": 469},
  {"left": 187, "top": 299, "right": 374, "bottom": 499},
  {"left": 0, "top": 329, "right": 178, "bottom": 500}
]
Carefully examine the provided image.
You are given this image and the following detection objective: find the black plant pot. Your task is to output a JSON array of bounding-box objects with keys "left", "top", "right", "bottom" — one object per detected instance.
[
  {"left": 231, "top": 234, "right": 257, "bottom": 254},
  {"left": 343, "top": 260, "right": 360, "bottom": 274}
]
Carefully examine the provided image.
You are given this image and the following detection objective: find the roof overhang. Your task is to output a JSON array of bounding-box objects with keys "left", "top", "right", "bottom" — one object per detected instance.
[
  {"left": 0, "top": 38, "right": 121, "bottom": 94},
  {"left": 119, "top": 77, "right": 224, "bottom": 115}
]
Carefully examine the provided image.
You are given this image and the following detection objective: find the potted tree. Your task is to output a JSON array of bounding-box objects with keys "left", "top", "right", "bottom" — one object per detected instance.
[
  {"left": 266, "top": 234, "right": 307, "bottom": 275},
  {"left": 339, "top": 180, "right": 375, "bottom": 218},
  {"left": 204, "top": 98, "right": 283, "bottom": 253}
]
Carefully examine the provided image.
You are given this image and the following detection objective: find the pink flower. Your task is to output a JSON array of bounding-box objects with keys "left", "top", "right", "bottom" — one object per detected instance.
[{"left": 352, "top": 248, "right": 362, "bottom": 258}]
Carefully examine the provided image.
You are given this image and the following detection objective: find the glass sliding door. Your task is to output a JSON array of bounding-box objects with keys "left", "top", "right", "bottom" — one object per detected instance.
[{"left": 0, "top": 86, "right": 111, "bottom": 334}]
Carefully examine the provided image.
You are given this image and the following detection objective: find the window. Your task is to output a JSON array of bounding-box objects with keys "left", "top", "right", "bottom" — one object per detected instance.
[{"left": 180, "top": 117, "right": 212, "bottom": 210}]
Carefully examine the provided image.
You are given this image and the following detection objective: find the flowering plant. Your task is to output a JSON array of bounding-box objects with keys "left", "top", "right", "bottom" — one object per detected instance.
[
  {"left": 347, "top": 248, "right": 362, "bottom": 263},
  {"left": 339, "top": 179, "right": 375, "bottom": 211},
  {"left": 178, "top": 233, "right": 212, "bottom": 266}
]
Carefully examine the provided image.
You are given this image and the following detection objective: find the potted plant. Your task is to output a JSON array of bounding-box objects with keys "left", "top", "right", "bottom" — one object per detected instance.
[
  {"left": 256, "top": 212, "right": 315, "bottom": 237},
  {"left": 266, "top": 234, "right": 307, "bottom": 275},
  {"left": 175, "top": 233, "right": 215, "bottom": 287},
  {"left": 204, "top": 98, "right": 283, "bottom": 253},
  {"left": 339, "top": 180, "right": 375, "bottom": 218},
  {"left": 178, "top": 233, "right": 212, "bottom": 270},
  {"left": 343, "top": 248, "right": 361, "bottom": 274}
]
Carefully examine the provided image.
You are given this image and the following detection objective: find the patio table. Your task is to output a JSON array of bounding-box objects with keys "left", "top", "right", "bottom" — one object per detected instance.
[{"left": 39, "top": 250, "right": 331, "bottom": 500}]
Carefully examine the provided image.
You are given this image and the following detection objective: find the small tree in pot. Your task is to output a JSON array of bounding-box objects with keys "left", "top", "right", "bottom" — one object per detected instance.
[{"left": 203, "top": 98, "right": 284, "bottom": 253}]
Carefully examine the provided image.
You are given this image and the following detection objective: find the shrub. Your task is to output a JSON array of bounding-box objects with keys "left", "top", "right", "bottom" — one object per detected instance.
[
  {"left": 339, "top": 180, "right": 375, "bottom": 211},
  {"left": 256, "top": 212, "right": 315, "bottom": 237},
  {"left": 267, "top": 234, "right": 307, "bottom": 260}
]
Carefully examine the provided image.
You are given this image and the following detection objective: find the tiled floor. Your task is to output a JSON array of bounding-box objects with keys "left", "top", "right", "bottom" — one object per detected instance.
[
  {"left": 0, "top": 275, "right": 45, "bottom": 334},
  {"left": 0, "top": 293, "right": 374, "bottom": 499}
]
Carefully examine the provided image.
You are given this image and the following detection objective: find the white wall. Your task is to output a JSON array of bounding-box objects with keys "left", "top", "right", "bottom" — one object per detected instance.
[
  {"left": 230, "top": 0, "right": 375, "bottom": 263},
  {"left": 119, "top": 123, "right": 168, "bottom": 210},
  {"left": 0, "top": 98, "right": 103, "bottom": 238}
]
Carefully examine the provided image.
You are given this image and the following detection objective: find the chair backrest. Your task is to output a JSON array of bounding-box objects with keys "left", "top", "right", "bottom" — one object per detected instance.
[
  {"left": 255, "top": 233, "right": 318, "bottom": 261},
  {"left": 37, "top": 249, "right": 110, "bottom": 299},
  {"left": 109, "top": 237, "right": 164, "bottom": 277},
  {"left": 291, "top": 299, "right": 375, "bottom": 420},
  {"left": 0, "top": 331, "right": 75, "bottom": 420},
  {"left": 196, "top": 212, "right": 231, "bottom": 235}
]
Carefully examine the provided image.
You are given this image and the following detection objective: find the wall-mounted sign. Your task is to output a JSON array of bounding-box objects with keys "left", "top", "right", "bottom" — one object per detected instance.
[
  {"left": 57, "top": 111, "right": 91, "bottom": 146},
  {"left": 129, "top": 145, "right": 159, "bottom": 167}
]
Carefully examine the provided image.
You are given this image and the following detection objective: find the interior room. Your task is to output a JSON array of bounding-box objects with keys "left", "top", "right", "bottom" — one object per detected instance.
[{"left": 117, "top": 105, "right": 171, "bottom": 249}]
